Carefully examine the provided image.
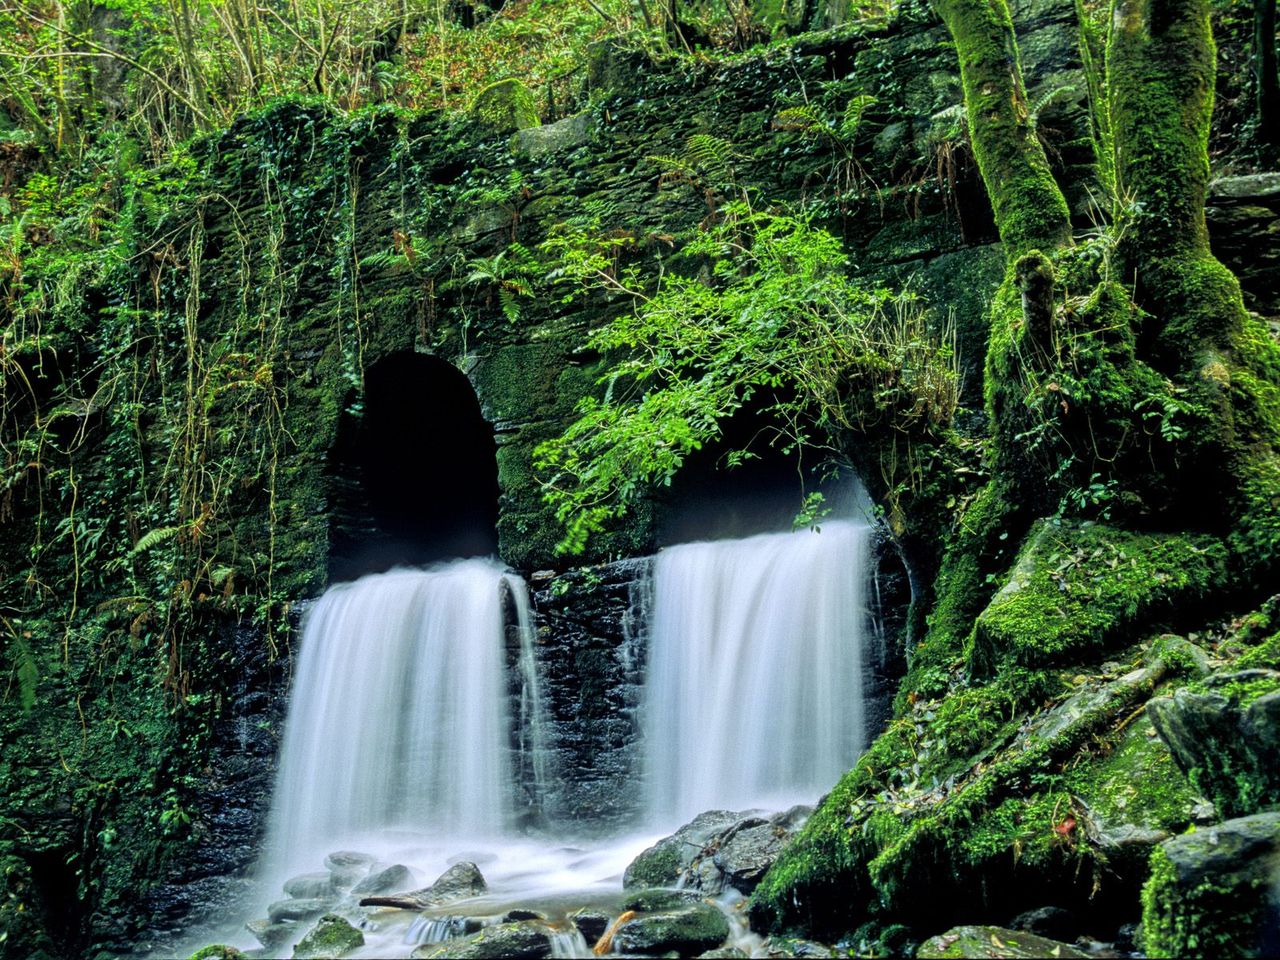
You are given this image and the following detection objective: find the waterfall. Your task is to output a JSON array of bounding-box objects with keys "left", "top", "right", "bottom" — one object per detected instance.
[
  {"left": 263, "top": 558, "right": 541, "bottom": 876},
  {"left": 641, "top": 519, "right": 872, "bottom": 823}
]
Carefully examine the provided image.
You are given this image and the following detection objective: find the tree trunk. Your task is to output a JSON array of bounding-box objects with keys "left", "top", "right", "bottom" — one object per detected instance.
[
  {"left": 931, "top": 0, "right": 1073, "bottom": 258},
  {"left": 1257, "top": 0, "right": 1279, "bottom": 152}
]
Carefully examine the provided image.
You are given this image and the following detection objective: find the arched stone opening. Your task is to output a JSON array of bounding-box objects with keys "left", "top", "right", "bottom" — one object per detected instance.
[{"left": 328, "top": 352, "right": 499, "bottom": 581}]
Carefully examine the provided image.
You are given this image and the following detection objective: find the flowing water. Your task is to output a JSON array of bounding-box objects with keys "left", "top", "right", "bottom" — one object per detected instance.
[
  {"left": 263, "top": 559, "right": 543, "bottom": 880},
  {"left": 185, "top": 518, "right": 875, "bottom": 958},
  {"left": 641, "top": 519, "right": 873, "bottom": 822}
]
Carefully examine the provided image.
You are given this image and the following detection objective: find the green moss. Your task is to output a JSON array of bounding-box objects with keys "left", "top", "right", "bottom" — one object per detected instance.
[
  {"left": 932, "top": 0, "right": 1072, "bottom": 257},
  {"left": 188, "top": 947, "right": 246, "bottom": 960},
  {"left": 1141, "top": 836, "right": 1277, "bottom": 958},
  {"left": 969, "top": 520, "right": 1228, "bottom": 674},
  {"left": 470, "top": 79, "right": 540, "bottom": 134},
  {"left": 1075, "top": 721, "right": 1200, "bottom": 845}
]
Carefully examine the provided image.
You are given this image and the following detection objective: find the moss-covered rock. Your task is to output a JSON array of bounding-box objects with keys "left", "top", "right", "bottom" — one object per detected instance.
[
  {"left": 611, "top": 901, "right": 731, "bottom": 955},
  {"left": 970, "top": 520, "right": 1228, "bottom": 674},
  {"left": 470, "top": 79, "right": 540, "bottom": 134},
  {"left": 411, "top": 920, "right": 553, "bottom": 959},
  {"left": 187, "top": 947, "right": 247, "bottom": 960},
  {"left": 292, "top": 913, "right": 364, "bottom": 959},
  {"left": 917, "top": 925, "right": 1087, "bottom": 958},
  {"left": 1141, "top": 813, "right": 1280, "bottom": 958},
  {"left": 1148, "top": 676, "right": 1280, "bottom": 819}
]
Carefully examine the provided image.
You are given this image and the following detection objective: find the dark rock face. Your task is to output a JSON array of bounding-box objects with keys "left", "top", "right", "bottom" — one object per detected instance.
[
  {"left": 117, "top": 618, "right": 289, "bottom": 960},
  {"left": 528, "top": 559, "right": 651, "bottom": 830},
  {"left": 1206, "top": 173, "right": 1280, "bottom": 317}
]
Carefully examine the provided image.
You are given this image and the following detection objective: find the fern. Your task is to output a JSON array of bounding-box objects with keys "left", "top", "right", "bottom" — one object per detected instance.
[
  {"left": 839, "top": 95, "right": 876, "bottom": 141},
  {"left": 130, "top": 525, "right": 182, "bottom": 556},
  {"left": 8, "top": 631, "right": 37, "bottom": 713}
]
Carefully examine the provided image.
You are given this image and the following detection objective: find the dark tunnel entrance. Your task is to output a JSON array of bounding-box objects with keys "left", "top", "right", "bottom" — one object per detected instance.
[{"left": 329, "top": 352, "right": 499, "bottom": 581}]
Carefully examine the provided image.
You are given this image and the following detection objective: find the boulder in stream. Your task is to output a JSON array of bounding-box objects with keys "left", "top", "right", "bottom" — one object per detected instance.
[
  {"left": 350, "top": 863, "right": 410, "bottom": 895},
  {"left": 360, "top": 860, "right": 487, "bottom": 910},
  {"left": 268, "top": 897, "right": 330, "bottom": 924},
  {"left": 612, "top": 901, "right": 731, "bottom": 956},
  {"left": 625, "top": 806, "right": 812, "bottom": 895},
  {"left": 411, "top": 920, "right": 553, "bottom": 959},
  {"left": 324, "top": 850, "right": 377, "bottom": 888},
  {"left": 284, "top": 872, "right": 337, "bottom": 900},
  {"left": 245, "top": 918, "right": 294, "bottom": 950},
  {"left": 292, "top": 913, "right": 365, "bottom": 959},
  {"left": 917, "top": 926, "right": 1088, "bottom": 958}
]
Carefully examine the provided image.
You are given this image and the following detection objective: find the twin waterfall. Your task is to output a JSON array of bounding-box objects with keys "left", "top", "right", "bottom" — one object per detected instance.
[{"left": 265, "top": 520, "right": 873, "bottom": 874}]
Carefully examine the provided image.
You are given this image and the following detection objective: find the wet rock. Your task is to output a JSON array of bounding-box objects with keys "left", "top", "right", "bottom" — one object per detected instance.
[
  {"left": 712, "top": 820, "right": 793, "bottom": 893},
  {"left": 350, "top": 863, "right": 410, "bottom": 896},
  {"left": 503, "top": 908, "right": 548, "bottom": 922},
  {"left": 567, "top": 907, "right": 612, "bottom": 942},
  {"left": 268, "top": 897, "right": 330, "bottom": 923},
  {"left": 360, "top": 860, "right": 487, "bottom": 910},
  {"left": 917, "top": 926, "right": 1088, "bottom": 958},
  {"left": 612, "top": 901, "right": 731, "bottom": 956},
  {"left": 324, "top": 851, "right": 375, "bottom": 871},
  {"left": 699, "top": 948, "right": 749, "bottom": 958},
  {"left": 292, "top": 913, "right": 365, "bottom": 959},
  {"left": 246, "top": 918, "right": 293, "bottom": 950},
  {"left": 623, "top": 810, "right": 750, "bottom": 888},
  {"left": 1142, "top": 812, "right": 1280, "bottom": 957},
  {"left": 284, "top": 872, "right": 336, "bottom": 900},
  {"left": 325, "top": 850, "right": 376, "bottom": 888},
  {"left": 187, "top": 947, "right": 246, "bottom": 960},
  {"left": 1007, "top": 906, "right": 1077, "bottom": 942},
  {"left": 630, "top": 807, "right": 812, "bottom": 896},
  {"left": 411, "top": 920, "right": 552, "bottom": 958},
  {"left": 621, "top": 888, "right": 702, "bottom": 912},
  {"left": 762, "top": 939, "right": 836, "bottom": 957}
]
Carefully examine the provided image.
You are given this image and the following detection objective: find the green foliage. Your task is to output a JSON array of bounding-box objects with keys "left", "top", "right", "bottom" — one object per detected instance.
[{"left": 536, "top": 200, "right": 957, "bottom": 553}]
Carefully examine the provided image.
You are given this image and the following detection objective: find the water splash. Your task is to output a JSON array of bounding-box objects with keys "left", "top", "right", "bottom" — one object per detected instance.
[{"left": 641, "top": 519, "right": 872, "bottom": 822}]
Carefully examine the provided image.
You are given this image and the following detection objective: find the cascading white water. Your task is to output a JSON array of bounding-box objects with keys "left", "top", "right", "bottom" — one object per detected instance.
[
  {"left": 263, "top": 558, "right": 541, "bottom": 878},
  {"left": 641, "top": 519, "right": 873, "bottom": 823}
]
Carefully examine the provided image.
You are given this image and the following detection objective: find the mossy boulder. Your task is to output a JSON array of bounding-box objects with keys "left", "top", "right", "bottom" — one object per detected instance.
[
  {"left": 292, "top": 913, "right": 364, "bottom": 959},
  {"left": 411, "top": 920, "right": 552, "bottom": 959},
  {"left": 969, "top": 520, "right": 1228, "bottom": 674},
  {"left": 470, "top": 79, "right": 539, "bottom": 134},
  {"left": 187, "top": 947, "right": 246, "bottom": 960},
  {"left": 611, "top": 901, "right": 731, "bottom": 955},
  {"left": 917, "top": 925, "right": 1088, "bottom": 958},
  {"left": 1141, "top": 812, "right": 1280, "bottom": 958},
  {"left": 623, "top": 809, "right": 745, "bottom": 888},
  {"left": 1148, "top": 677, "right": 1280, "bottom": 819}
]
